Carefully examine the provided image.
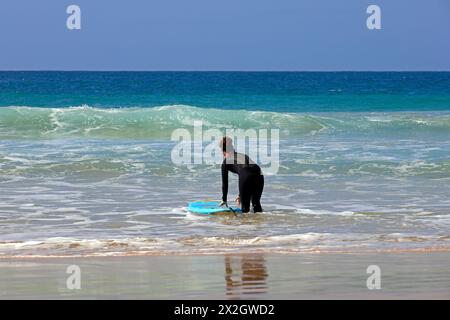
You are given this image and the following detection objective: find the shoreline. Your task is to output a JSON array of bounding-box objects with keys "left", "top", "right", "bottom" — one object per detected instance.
[{"left": 2, "top": 245, "right": 450, "bottom": 260}]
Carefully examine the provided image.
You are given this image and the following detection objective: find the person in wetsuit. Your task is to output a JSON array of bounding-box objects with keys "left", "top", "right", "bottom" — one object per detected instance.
[{"left": 219, "top": 136, "right": 264, "bottom": 213}]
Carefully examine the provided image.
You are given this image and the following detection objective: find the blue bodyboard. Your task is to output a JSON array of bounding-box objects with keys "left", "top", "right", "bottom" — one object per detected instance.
[{"left": 187, "top": 200, "right": 242, "bottom": 215}]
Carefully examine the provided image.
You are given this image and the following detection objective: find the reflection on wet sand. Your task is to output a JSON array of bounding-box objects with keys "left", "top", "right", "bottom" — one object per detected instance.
[{"left": 224, "top": 254, "right": 268, "bottom": 298}]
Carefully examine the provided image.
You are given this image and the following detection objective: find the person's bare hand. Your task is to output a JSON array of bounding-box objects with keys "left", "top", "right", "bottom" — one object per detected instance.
[{"left": 235, "top": 195, "right": 241, "bottom": 206}]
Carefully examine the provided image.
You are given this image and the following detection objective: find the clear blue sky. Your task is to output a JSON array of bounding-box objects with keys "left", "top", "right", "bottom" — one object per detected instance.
[{"left": 0, "top": 0, "right": 449, "bottom": 71}]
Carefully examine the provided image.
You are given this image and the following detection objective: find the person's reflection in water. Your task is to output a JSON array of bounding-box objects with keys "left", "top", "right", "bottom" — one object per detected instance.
[{"left": 224, "top": 254, "right": 268, "bottom": 298}]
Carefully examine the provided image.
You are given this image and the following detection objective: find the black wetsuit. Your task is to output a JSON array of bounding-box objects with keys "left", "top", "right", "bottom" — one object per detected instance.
[{"left": 222, "top": 152, "right": 264, "bottom": 213}]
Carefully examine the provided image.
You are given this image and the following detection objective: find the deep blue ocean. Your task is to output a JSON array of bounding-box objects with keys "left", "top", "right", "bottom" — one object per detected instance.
[
  {"left": 1, "top": 71, "right": 449, "bottom": 111},
  {"left": 0, "top": 72, "right": 449, "bottom": 257}
]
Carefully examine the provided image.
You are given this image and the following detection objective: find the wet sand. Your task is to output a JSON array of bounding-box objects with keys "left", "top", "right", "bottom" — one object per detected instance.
[{"left": 1, "top": 252, "right": 449, "bottom": 299}]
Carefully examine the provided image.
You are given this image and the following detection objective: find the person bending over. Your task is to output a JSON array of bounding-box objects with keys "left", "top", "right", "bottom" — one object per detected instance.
[{"left": 219, "top": 136, "right": 264, "bottom": 213}]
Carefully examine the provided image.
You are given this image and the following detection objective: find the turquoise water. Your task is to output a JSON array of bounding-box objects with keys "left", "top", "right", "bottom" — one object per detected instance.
[
  {"left": 1, "top": 71, "right": 450, "bottom": 111},
  {"left": 0, "top": 72, "right": 449, "bottom": 257}
]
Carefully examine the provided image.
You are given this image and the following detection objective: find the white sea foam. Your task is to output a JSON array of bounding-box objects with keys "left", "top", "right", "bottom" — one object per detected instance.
[{"left": 1, "top": 232, "right": 449, "bottom": 257}]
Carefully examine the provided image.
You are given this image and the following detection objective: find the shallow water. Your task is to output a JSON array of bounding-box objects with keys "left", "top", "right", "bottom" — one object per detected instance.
[{"left": 1, "top": 134, "right": 449, "bottom": 256}]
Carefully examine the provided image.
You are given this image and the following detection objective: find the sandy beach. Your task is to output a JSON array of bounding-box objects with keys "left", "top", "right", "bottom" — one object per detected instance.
[{"left": 1, "top": 252, "right": 449, "bottom": 299}]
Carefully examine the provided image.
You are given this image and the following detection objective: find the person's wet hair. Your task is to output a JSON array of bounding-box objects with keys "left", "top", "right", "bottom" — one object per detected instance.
[{"left": 220, "top": 136, "right": 234, "bottom": 153}]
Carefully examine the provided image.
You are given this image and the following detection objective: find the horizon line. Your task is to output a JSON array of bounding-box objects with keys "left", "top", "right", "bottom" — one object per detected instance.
[{"left": 1, "top": 69, "right": 450, "bottom": 72}]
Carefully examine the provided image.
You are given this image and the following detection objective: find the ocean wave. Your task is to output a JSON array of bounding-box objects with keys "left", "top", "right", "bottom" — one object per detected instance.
[
  {"left": 1, "top": 105, "right": 450, "bottom": 139},
  {"left": 277, "top": 159, "right": 450, "bottom": 178},
  {"left": 1, "top": 233, "right": 449, "bottom": 257},
  {"left": 0, "top": 105, "right": 323, "bottom": 139},
  {"left": 2, "top": 155, "right": 450, "bottom": 178}
]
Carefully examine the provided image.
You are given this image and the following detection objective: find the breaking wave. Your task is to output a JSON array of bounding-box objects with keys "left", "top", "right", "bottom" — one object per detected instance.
[{"left": 1, "top": 105, "right": 450, "bottom": 139}]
